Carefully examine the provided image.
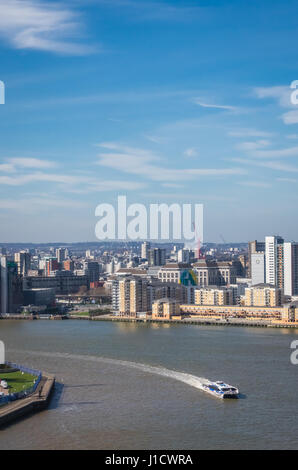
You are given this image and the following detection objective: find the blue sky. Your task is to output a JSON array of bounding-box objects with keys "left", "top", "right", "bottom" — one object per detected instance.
[{"left": 0, "top": 0, "right": 298, "bottom": 243}]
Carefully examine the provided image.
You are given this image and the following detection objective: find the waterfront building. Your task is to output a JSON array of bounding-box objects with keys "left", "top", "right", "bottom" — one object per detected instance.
[
  {"left": 0, "top": 257, "right": 23, "bottom": 313},
  {"left": 244, "top": 284, "right": 283, "bottom": 307},
  {"left": 23, "top": 288, "right": 55, "bottom": 307},
  {"left": 152, "top": 298, "right": 181, "bottom": 319},
  {"left": 118, "top": 276, "right": 148, "bottom": 316}
]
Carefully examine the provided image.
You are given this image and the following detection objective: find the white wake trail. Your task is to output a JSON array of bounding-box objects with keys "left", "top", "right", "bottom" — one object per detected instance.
[{"left": 8, "top": 349, "right": 212, "bottom": 393}]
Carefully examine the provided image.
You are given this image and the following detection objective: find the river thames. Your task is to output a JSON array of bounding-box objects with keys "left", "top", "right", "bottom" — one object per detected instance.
[{"left": 0, "top": 320, "right": 298, "bottom": 450}]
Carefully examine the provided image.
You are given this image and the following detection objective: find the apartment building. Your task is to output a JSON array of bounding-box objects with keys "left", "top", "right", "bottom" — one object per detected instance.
[
  {"left": 195, "top": 287, "right": 234, "bottom": 306},
  {"left": 244, "top": 284, "right": 283, "bottom": 307}
]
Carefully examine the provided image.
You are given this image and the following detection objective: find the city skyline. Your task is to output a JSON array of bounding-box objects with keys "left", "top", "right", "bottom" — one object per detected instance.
[{"left": 0, "top": 0, "right": 298, "bottom": 242}]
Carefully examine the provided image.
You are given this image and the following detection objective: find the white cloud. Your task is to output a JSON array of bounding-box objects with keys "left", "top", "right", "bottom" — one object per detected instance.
[
  {"left": 251, "top": 146, "right": 298, "bottom": 159},
  {"left": 97, "top": 142, "right": 246, "bottom": 181},
  {"left": 184, "top": 147, "right": 199, "bottom": 157},
  {"left": 235, "top": 140, "right": 271, "bottom": 151},
  {"left": 229, "top": 157, "right": 298, "bottom": 173},
  {"left": 237, "top": 181, "right": 271, "bottom": 188},
  {"left": 0, "top": 0, "right": 95, "bottom": 54},
  {"left": 193, "top": 99, "right": 237, "bottom": 111},
  {"left": 276, "top": 177, "right": 298, "bottom": 183},
  {"left": 254, "top": 86, "right": 292, "bottom": 107},
  {"left": 9, "top": 157, "right": 57, "bottom": 169},
  {"left": 281, "top": 110, "right": 298, "bottom": 125}
]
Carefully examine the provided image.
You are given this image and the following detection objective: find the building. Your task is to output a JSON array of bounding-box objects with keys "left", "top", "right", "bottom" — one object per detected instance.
[
  {"left": 56, "top": 248, "right": 67, "bottom": 263},
  {"left": 244, "top": 284, "right": 283, "bottom": 307},
  {"left": 141, "top": 241, "right": 150, "bottom": 260},
  {"left": 23, "top": 288, "right": 55, "bottom": 306},
  {"left": 63, "top": 259, "right": 74, "bottom": 272},
  {"left": 177, "top": 248, "right": 194, "bottom": 264},
  {"left": 118, "top": 276, "right": 148, "bottom": 316},
  {"left": 265, "top": 236, "right": 284, "bottom": 287},
  {"left": 14, "top": 251, "right": 31, "bottom": 276},
  {"left": 284, "top": 242, "right": 298, "bottom": 297},
  {"left": 248, "top": 240, "right": 265, "bottom": 278},
  {"left": 23, "top": 273, "right": 89, "bottom": 295},
  {"left": 193, "top": 260, "right": 237, "bottom": 287},
  {"left": 83, "top": 261, "right": 100, "bottom": 282},
  {"left": 0, "top": 257, "right": 23, "bottom": 313},
  {"left": 251, "top": 252, "right": 265, "bottom": 285},
  {"left": 45, "top": 257, "right": 61, "bottom": 276},
  {"left": 152, "top": 299, "right": 180, "bottom": 319},
  {"left": 195, "top": 287, "right": 234, "bottom": 306},
  {"left": 148, "top": 248, "right": 166, "bottom": 266},
  {"left": 158, "top": 263, "right": 197, "bottom": 303}
]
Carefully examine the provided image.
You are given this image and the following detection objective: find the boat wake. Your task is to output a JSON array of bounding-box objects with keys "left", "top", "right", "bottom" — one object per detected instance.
[{"left": 8, "top": 349, "right": 212, "bottom": 394}]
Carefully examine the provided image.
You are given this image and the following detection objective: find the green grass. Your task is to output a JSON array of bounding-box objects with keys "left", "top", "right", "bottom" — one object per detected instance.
[
  {"left": 71, "top": 311, "right": 90, "bottom": 316},
  {"left": 0, "top": 370, "right": 38, "bottom": 394}
]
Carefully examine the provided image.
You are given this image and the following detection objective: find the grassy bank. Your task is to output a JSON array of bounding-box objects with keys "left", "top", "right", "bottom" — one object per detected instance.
[{"left": 0, "top": 370, "right": 38, "bottom": 394}]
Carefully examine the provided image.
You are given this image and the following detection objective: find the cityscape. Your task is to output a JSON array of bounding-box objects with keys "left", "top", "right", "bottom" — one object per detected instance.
[
  {"left": 0, "top": 236, "right": 298, "bottom": 326},
  {"left": 1, "top": 0, "right": 298, "bottom": 456}
]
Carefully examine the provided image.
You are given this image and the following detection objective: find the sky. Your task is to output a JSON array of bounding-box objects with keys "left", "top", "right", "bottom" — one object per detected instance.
[{"left": 0, "top": 0, "right": 298, "bottom": 243}]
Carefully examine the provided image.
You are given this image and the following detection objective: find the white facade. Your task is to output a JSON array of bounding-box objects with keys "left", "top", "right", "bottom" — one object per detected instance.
[
  {"left": 284, "top": 242, "right": 298, "bottom": 296},
  {"left": 265, "top": 236, "right": 283, "bottom": 286},
  {"left": 251, "top": 252, "right": 265, "bottom": 286}
]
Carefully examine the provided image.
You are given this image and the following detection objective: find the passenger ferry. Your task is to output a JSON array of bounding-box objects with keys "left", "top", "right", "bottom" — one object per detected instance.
[{"left": 202, "top": 381, "right": 239, "bottom": 399}]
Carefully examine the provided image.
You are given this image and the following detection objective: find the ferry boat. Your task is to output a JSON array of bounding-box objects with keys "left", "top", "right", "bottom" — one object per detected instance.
[{"left": 202, "top": 381, "right": 239, "bottom": 399}]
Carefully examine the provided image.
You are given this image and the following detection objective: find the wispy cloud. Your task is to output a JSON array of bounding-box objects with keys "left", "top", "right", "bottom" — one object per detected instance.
[
  {"left": 235, "top": 140, "right": 271, "bottom": 151},
  {"left": 9, "top": 157, "right": 57, "bottom": 169},
  {"left": 193, "top": 99, "right": 237, "bottom": 111},
  {"left": 0, "top": 0, "right": 96, "bottom": 54},
  {"left": 229, "top": 157, "right": 298, "bottom": 173},
  {"left": 96, "top": 142, "right": 246, "bottom": 181},
  {"left": 237, "top": 181, "right": 271, "bottom": 188},
  {"left": 227, "top": 128, "right": 274, "bottom": 138}
]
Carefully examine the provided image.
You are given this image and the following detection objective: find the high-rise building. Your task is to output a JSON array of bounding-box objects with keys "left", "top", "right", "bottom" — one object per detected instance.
[
  {"left": 148, "top": 248, "right": 166, "bottom": 266},
  {"left": 251, "top": 252, "right": 265, "bottom": 285},
  {"left": 248, "top": 240, "right": 265, "bottom": 278},
  {"left": 0, "top": 257, "right": 23, "bottom": 313},
  {"left": 284, "top": 242, "right": 298, "bottom": 297},
  {"left": 118, "top": 276, "right": 148, "bottom": 316},
  {"left": 56, "top": 248, "right": 67, "bottom": 263},
  {"left": 14, "top": 251, "right": 31, "bottom": 276},
  {"left": 141, "top": 241, "right": 150, "bottom": 260},
  {"left": 265, "top": 236, "right": 284, "bottom": 287}
]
